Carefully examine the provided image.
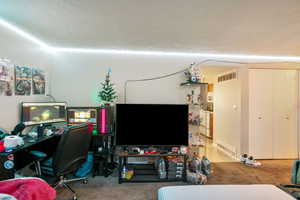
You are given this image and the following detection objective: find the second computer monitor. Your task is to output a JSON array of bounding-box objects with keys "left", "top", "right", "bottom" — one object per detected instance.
[{"left": 67, "top": 107, "right": 99, "bottom": 134}]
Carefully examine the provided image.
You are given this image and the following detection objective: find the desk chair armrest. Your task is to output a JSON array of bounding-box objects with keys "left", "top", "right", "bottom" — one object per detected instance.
[{"left": 281, "top": 184, "right": 300, "bottom": 189}]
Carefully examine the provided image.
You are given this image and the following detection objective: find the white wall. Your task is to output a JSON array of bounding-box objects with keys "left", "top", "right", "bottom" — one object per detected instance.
[
  {"left": 50, "top": 54, "right": 247, "bottom": 157},
  {"left": 50, "top": 54, "right": 249, "bottom": 158},
  {"left": 0, "top": 26, "right": 53, "bottom": 131},
  {"left": 214, "top": 69, "right": 242, "bottom": 157},
  {"left": 50, "top": 53, "right": 198, "bottom": 106}
]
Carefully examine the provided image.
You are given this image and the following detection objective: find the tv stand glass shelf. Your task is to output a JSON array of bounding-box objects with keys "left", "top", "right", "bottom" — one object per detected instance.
[{"left": 118, "top": 153, "right": 187, "bottom": 184}]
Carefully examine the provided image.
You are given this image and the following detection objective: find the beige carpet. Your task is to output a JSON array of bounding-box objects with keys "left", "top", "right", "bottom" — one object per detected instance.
[
  {"left": 57, "top": 160, "right": 294, "bottom": 200},
  {"left": 208, "top": 160, "right": 293, "bottom": 185}
]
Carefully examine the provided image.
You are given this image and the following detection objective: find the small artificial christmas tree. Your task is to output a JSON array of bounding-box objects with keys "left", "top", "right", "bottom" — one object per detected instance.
[{"left": 98, "top": 69, "right": 118, "bottom": 105}]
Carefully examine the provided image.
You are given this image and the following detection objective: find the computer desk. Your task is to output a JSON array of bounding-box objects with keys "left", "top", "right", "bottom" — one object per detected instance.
[{"left": 0, "top": 134, "right": 61, "bottom": 180}]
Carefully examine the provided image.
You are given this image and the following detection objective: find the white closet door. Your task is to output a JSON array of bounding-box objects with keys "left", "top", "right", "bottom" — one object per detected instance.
[
  {"left": 249, "top": 69, "right": 273, "bottom": 159},
  {"left": 272, "top": 70, "right": 298, "bottom": 159}
]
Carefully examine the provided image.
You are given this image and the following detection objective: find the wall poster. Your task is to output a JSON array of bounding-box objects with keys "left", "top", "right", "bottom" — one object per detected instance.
[
  {"left": 15, "top": 66, "right": 32, "bottom": 96},
  {"left": 0, "top": 59, "right": 14, "bottom": 96},
  {"left": 32, "top": 68, "right": 46, "bottom": 95}
]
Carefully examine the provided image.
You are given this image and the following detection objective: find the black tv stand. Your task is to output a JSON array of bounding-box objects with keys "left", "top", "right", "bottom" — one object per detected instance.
[{"left": 118, "top": 152, "right": 187, "bottom": 184}]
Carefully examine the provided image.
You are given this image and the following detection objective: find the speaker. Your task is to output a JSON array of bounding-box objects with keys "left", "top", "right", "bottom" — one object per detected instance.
[
  {"left": 11, "top": 123, "right": 25, "bottom": 135},
  {"left": 37, "top": 124, "right": 44, "bottom": 138}
]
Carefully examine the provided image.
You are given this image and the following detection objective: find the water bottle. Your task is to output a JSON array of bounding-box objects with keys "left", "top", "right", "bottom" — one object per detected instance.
[
  {"left": 158, "top": 159, "right": 166, "bottom": 179},
  {"left": 121, "top": 165, "right": 127, "bottom": 179}
]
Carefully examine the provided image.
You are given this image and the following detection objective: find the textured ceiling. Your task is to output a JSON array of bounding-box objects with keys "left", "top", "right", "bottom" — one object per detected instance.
[{"left": 1, "top": 0, "right": 300, "bottom": 56}]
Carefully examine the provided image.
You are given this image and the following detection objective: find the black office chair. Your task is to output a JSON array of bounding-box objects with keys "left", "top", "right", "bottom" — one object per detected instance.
[
  {"left": 37, "top": 123, "right": 92, "bottom": 200},
  {"left": 280, "top": 160, "right": 300, "bottom": 199}
]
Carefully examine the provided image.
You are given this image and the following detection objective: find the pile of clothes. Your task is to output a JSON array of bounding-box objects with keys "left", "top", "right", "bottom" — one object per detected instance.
[{"left": 0, "top": 177, "right": 56, "bottom": 200}]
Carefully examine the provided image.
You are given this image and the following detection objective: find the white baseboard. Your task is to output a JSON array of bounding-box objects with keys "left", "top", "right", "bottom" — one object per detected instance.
[{"left": 213, "top": 142, "right": 239, "bottom": 161}]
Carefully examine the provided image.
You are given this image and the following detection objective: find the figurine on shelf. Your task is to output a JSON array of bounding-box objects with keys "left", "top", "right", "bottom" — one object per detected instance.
[
  {"left": 197, "top": 93, "right": 201, "bottom": 105},
  {"left": 184, "top": 65, "right": 203, "bottom": 83},
  {"left": 192, "top": 90, "right": 199, "bottom": 105},
  {"left": 191, "top": 90, "right": 194, "bottom": 104},
  {"left": 193, "top": 115, "right": 200, "bottom": 126},
  {"left": 186, "top": 93, "right": 193, "bottom": 104},
  {"left": 188, "top": 112, "right": 193, "bottom": 123},
  {"left": 187, "top": 90, "right": 198, "bottom": 104},
  {"left": 190, "top": 66, "right": 200, "bottom": 83}
]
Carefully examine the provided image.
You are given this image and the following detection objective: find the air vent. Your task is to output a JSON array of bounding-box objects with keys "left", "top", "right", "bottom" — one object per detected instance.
[{"left": 217, "top": 71, "right": 237, "bottom": 83}]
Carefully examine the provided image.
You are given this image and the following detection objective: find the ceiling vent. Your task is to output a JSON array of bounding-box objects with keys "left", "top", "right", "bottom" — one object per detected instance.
[{"left": 217, "top": 70, "right": 238, "bottom": 83}]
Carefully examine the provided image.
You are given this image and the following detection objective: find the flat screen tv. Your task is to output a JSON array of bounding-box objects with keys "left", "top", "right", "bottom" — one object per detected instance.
[
  {"left": 21, "top": 102, "right": 67, "bottom": 126},
  {"left": 116, "top": 104, "right": 188, "bottom": 146}
]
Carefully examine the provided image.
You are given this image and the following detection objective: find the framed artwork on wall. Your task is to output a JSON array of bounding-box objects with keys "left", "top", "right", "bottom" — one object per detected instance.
[
  {"left": 15, "top": 66, "right": 32, "bottom": 96},
  {"left": 32, "top": 68, "right": 46, "bottom": 95},
  {"left": 0, "top": 59, "right": 14, "bottom": 96}
]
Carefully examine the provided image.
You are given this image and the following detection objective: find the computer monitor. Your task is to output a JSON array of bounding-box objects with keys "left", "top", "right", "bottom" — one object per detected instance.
[
  {"left": 21, "top": 102, "right": 67, "bottom": 126},
  {"left": 67, "top": 107, "right": 98, "bottom": 124},
  {"left": 67, "top": 107, "right": 99, "bottom": 134}
]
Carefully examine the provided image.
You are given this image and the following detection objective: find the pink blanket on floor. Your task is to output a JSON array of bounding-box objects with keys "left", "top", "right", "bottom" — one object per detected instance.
[{"left": 0, "top": 178, "right": 56, "bottom": 200}]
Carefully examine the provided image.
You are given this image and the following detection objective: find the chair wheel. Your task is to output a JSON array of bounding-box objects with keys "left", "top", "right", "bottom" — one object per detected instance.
[{"left": 73, "top": 196, "right": 78, "bottom": 200}]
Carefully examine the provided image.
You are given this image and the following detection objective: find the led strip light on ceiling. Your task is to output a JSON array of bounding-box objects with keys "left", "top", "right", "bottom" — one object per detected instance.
[
  {"left": 1, "top": 17, "right": 300, "bottom": 62},
  {"left": 0, "top": 18, "right": 51, "bottom": 50},
  {"left": 51, "top": 47, "right": 300, "bottom": 61}
]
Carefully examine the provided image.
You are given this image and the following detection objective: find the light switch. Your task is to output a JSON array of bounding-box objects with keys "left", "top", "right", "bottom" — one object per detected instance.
[{"left": 233, "top": 105, "right": 237, "bottom": 110}]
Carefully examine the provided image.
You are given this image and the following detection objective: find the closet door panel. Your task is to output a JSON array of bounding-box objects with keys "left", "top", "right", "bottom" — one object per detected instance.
[
  {"left": 249, "top": 69, "right": 273, "bottom": 159},
  {"left": 272, "top": 70, "right": 298, "bottom": 159}
]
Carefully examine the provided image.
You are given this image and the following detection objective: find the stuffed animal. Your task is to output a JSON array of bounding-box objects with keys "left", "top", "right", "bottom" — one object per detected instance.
[
  {"left": 201, "top": 156, "right": 211, "bottom": 176},
  {"left": 187, "top": 170, "right": 207, "bottom": 184},
  {"left": 189, "top": 157, "right": 202, "bottom": 173},
  {"left": 186, "top": 155, "right": 210, "bottom": 184}
]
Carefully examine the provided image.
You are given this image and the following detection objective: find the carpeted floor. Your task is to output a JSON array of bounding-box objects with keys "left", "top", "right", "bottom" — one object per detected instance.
[
  {"left": 208, "top": 160, "right": 293, "bottom": 185},
  {"left": 56, "top": 160, "right": 294, "bottom": 200}
]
